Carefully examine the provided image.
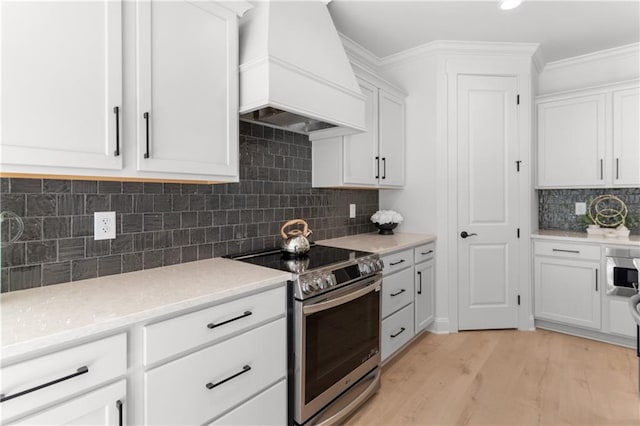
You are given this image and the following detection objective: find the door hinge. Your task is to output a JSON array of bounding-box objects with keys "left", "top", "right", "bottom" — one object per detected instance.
[
  {"left": 517, "top": 94, "right": 520, "bottom": 105},
  {"left": 517, "top": 295, "right": 521, "bottom": 305},
  {"left": 516, "top": 160, "right": 522, "bottom": 172},
  {"left": 517, "top": 228, "right": 520, "bottom": 238}
]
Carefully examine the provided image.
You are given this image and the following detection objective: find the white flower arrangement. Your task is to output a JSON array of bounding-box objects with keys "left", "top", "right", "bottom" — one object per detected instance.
[{"left": 371, "top": 210, "right": 404, "bottom": 225}]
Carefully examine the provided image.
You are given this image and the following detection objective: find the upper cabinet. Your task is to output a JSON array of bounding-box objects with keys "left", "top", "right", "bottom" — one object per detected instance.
[
  {"left": 1, "top": 0, "right": 250, "bottom": 182},
  {"left": 136, "top": 0, "right": 238, "bottom": 178},
  {"left": 1, "top": 0, "right": 123, "bottom": 171},
  {"left": 536, "top": 81, "right": 640, "bottom": 188},
  {"left": 312, "top": 75, "right": 406, "bottom": 189}
]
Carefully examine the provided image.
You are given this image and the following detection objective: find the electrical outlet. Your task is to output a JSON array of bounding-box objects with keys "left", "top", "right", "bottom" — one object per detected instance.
[
  {"left": 349, "top": 204, "right": 356, "bottom": 218},
  {"left": 94, "top": 211, "right": 116, "bottom": 240},
  {"left": 575, "top": 202, "right": 587, "bottom": 215}
]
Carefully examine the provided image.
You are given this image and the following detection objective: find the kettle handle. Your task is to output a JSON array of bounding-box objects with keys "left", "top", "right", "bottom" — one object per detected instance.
[{"left": 280, "top": 219, "right": 309, "bottom": 240}]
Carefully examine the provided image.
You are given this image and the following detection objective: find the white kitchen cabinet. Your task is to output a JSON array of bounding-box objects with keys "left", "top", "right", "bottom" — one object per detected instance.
[
  {"left": 381, "top": 303, "right": 414, "bottom": 361},
  {"left": 136, "top": 0, "right": 238, "bottom": 179},
  {"left": 612, "top": 87, "right": 640, "bottom": 186},
  {"left": 312, "top": 76, "right": 405, "bottom": 189},
  {"left": 534, "top": 243, "right": 601, "bottom": 330},
  {"left": 415, "top": 253, "right": 435, "bottom": 333},
  {"left": 10, "top": 380, "right": 126, "bottom": 426},
  {"left": 0, "top": 0, "right": 123, "bottom": 171},
  {"left": 1, "top": 334, "right": 127, "bottom": 424},
  {"left": 606, "top": 296, "right": 637, "bottom": 338},
  {"left": 208, "top": 380, "right": 286, "bottom": 425},
  {"left": 536, "top": 81, "right": 640, "bottom": 188}
]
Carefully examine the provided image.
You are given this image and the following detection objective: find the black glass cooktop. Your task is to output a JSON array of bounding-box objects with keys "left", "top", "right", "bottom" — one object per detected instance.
[{"left": 228, "top": 244, "right": 372, "bottom": 274}]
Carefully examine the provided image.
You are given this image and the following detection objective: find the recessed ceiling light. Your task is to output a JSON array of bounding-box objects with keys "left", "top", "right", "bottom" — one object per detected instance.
[{"left": 500, "top": 0, "right": 522, "bottom": 10}]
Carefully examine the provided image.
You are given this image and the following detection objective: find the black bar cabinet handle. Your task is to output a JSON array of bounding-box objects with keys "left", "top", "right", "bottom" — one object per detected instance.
[
  {"left": 390, "top": 327, "right": 406, "bottom": 338},
  {"left": 375, "top": 156, "right": 380, "bottom": 179},
  {"left": 382, "top": 157, "right": 387, "bottom": 179},
  {"left": 206, "top": 365, "right": 251, "bottom": 390},
  {"left": 552, "top": 248, "right": 580, "bottom": 254},
  {"left": 143, "top": 112, "right": 150, "bottom": 159},
  {"left": 420, "top": 250, "right": 433, "bottom": 256},
  {"left": 417, "top": 271, "right": 422, "bottom": 295},
  {"left": 600, "top": 158, "right": 603, "bottom": 179},
  {"left": 116, "top": 400, "right": 123, "bottom": 426},
  {"left": 113, "top": 106, "right": 120, "bottom": 157},
  {"left": 0, "top": 366, "right": 89, "bottom": 403},
  {"left": 616, "top": 158, "right": 619, "bottom": 180},
  {"left": 595, "top": 268, "right": 598, "bottom": 292},
  {"left": 390, "top": 289, "right": 406, "bottom": 297},
  {"left": 207, "top": 311, "right": 252, "bottom": 329},
  {"left": 389, "top": 259, "right": 405, "bottom": 266}
]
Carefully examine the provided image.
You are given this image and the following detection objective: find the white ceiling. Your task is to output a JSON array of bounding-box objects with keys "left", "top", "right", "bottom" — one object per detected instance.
[{"left": 328, "top": 0, "right": 640, "bottom": 63}]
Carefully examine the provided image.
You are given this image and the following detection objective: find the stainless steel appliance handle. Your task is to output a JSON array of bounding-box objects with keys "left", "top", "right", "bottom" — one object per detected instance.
[{"left": 303, "top": 280, "right": 381, "bottom": 315}]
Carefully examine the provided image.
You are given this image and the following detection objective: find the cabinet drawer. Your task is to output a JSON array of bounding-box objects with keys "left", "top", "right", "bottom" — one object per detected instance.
[
  {"left": 381, "top": 303, "right": 414, "bottom": 362},
  {"left": 209, "top": 380, "right": 286, "bottom": 425},
  {"left": 382, "top": 249, "right": 413, "bottom": 275},
  {"left": 381, "top": 267, "right": 414, "bottom": 318},
  {"left": 414, "top": 242, "right": 435, "bottom": 264},
  {"left": 144, "top": 285, "right": 285, "bottom": 365},
  {"left": 534, "top": 241, "right": 600, "bottom": 261},
  {"left": 0, "top": 333, "right": 126, "bottom": 423},
  {"left": 144, "top": 318, "right": 286, "bottom": 426}
]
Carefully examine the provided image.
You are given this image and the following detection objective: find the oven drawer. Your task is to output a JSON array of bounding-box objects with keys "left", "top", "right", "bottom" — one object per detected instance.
[
  {"left": 382, "top": 249, "right": 414, "bottom": 275},
  {"left": 534, "top": 241, "right": 600, "bottom": 261},
  {"left": 381, "top": 303, "right": 414, "bottom": 362},
  {"left": 144, "top": 318, "right": 286, "bottom": 426},
  {"left": 382, "top": 267, "right": 414, "bottom": 318},
  {"left": 414, "top": 243, "right": 435, "bottom": 264},
  {"left": 144, "top": 285, "right": 285, "bottom": 365},
  {"left": 1, "top": 333, "right": 126, "bottom": 423},
  {"left": 209, "top": 380, "right": 286, "bottom": 425}
]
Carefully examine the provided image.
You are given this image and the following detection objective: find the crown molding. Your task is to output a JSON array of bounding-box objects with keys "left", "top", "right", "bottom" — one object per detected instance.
[
  {"left": 542, "top": 42, "right": 640, "bottom": 72},
  {"left": 338, "top": 33, "right": 384, "bottom": 69}
]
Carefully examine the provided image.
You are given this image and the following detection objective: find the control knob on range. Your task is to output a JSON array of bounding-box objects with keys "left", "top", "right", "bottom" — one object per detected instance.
[
  {"left": 301, "top": 279, "right": 313, "bottom": 295},
  {"left": 324, "top": 274, "right": 335, "bottom": 289},
  {"left": 314, "top": 277, "right": 325, "bottom": 290}
]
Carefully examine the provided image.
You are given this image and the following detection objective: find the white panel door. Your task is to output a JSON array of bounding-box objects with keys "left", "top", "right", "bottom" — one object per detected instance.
[
  {"left": 11, "top": 381, "right": 125, "bottom": 426},
  {"left": 1, "top": 0, "right": 122, "bottom": 170},
  {"left": 415, "top": 258, "right": 435, "bottom": 332},
  {"left": 534, "top": 257, "right": 601, "bottom": 329},
  {"left": 137, "top": 0, "right": 238, "bottom": 177},
  {"left": 458, "top": 75, "right": 519, "bottom": 330},
  {"left": 537, "top": 95, "right": 607, "bottom": 187},
  {"left": 343, "top": 79, "right": 378, "bottom": 186},
  {"left": 612, "top": 87, "right": 640, "bottom": 187},
  {"left": 378, "top": 90, "right": 405, "bottom": 187}
]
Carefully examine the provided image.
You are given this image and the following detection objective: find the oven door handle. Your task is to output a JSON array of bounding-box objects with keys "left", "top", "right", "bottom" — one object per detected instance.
[{"left": 303, "top": 281, "right": 381, "bottom": 315}]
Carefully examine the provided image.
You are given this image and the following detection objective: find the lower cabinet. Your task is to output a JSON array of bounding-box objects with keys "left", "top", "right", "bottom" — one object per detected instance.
[
  {"left": 11, "top": 380, "right": 126, "bottom": 426},
  {"left": 607, "top": 297, "right": 636, "bottom": 338},
  {"left": 381, "top": 303, "right": 414, "bottom": 361},
  {"left": 415, "top": 257, "right": 435, "bottom": 333},
  {"left": 533, "top": 241, "right": 601, "bottom": 330},
  {"left": 209, "top": 380, "right": 286, "bottom": 425}
]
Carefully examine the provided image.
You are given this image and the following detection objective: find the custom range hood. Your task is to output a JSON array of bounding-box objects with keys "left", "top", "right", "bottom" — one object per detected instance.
[{"left": 238, "top": 0, "right": 365, "bottom": 138}]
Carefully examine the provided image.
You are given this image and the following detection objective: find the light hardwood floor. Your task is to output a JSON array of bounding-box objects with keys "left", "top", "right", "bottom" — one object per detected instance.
[{"left": 345, "top": 329, "right": 640, "bottom": 425}]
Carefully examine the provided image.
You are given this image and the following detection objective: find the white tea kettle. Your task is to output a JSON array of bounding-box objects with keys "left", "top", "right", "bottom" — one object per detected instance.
[{"left": 280, "top": 219, "right": 312, "bottom": 255}]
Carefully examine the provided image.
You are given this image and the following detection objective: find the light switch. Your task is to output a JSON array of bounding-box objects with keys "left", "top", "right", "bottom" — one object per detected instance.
[{"left": 575, "top": 202, "right": 587, "bottom": 215}]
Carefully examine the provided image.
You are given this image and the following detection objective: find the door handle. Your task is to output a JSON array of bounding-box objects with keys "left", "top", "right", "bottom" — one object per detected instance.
[
  {"left": 460, "top": 231, "right": 477, "bottom": 239},
  {"left": 143, "top": 112, "right": 150, "bottom": 159},
  {"left": 375, "top": 156, "right": 380, "bottom": 179}
]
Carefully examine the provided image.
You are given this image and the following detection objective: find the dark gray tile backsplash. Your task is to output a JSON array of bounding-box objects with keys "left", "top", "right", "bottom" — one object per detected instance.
[
  {"left": 539, "top": 188, "right": 640, "bottom": 234},
  {"left": 0, "top": 122, "right": 379, "bottom": 292}
]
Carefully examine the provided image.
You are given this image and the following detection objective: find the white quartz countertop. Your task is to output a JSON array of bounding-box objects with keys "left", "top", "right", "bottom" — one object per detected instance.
[
  {"left": 0, "top": 258, "right": 290, "bottom": 360},
  {"left": 317, "top": 232, "right": 436, "bottom": 255},
  {"left": 532, "top": 229, "right": 640, "bottom": 247}
]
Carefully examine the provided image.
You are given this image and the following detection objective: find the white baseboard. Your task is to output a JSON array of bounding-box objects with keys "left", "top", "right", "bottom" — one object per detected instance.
[
  {"left": 428, "top": 317, "right": 451, "bottom": 334},
  {"left": 535, "top": 319, "right": 635, "bottom": 349}
]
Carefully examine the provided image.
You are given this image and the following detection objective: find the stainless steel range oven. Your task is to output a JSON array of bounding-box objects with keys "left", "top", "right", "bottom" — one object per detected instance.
[
  {"left": 229, "top": 245, "right": 383, "bottom": 425},
  {"left": 606, "top": 247, "right": 640, "bottom": 297}
]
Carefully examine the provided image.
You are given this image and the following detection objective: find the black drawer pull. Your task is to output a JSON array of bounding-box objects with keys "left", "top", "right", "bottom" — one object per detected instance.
[
  {"left": 389, "top": 259, "right": 405, "bottom": 266},
  {"left": 552, "top": 249, "right": 580, "bottom": 254},
  {"left": 206, "top": 365, "right": 251, "bottom": 390},
  {"left": 390, "top": 327, "right": 406, "bottom": 338},
  {"left": 207, "top": 311, "right": 252, "bottom": 329},
  {"left": 143, "top": 112, "right": 150, "bottom": 159},
  {"left": 417, "top": 270, "right": 422, "bottom": 295},
  {"left": 113, "top": 106, "right": 120, "bottom": 157},
  {"left": 420, "top": 250, "right": 433, "bottom": 256},
  {"left": 0, "top": 366, "right": 89, "bottom": 403},
  {"left": 116, "top": 399, "right": 123, "bottom": 426},
  {"left": 390, "top": 289, "right": 406, "bottom": 297},
  {"left": 382, "top": 157, "right": 387, "bottom": 179},
  {"left": 595, "top": 268, "right": 598, "bottom": 292},
  {"left": 375, "top": 156, "right": 380, "bottom": 179}
]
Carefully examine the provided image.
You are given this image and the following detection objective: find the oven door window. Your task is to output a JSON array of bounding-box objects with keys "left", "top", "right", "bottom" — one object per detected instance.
[{"left": 304, "top": 288, "right": 379, "bottom": 404}]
